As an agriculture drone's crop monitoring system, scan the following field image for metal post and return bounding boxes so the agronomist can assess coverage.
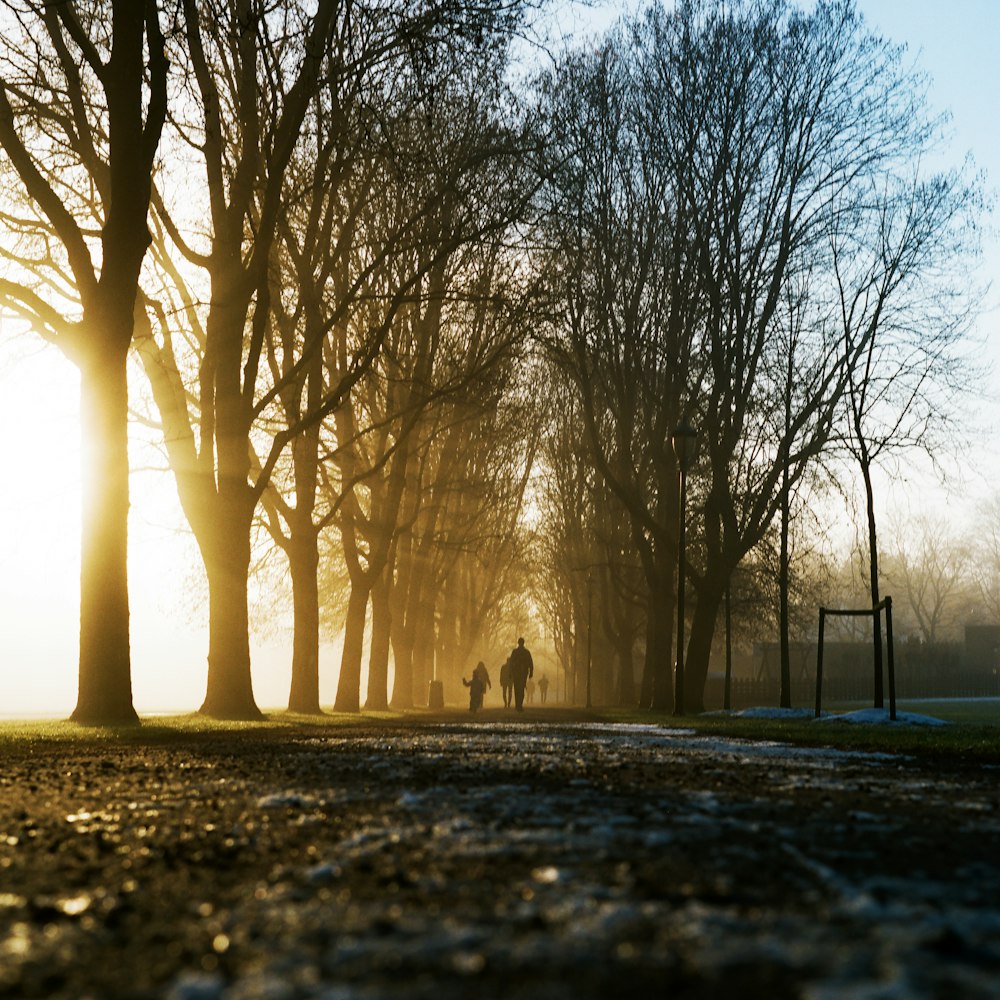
[571,621,578,705]
[674,464,688,715]
[885,596,896,721]
[873,601,885,710]
[586,572,593,709]
[815,607,826,718]
[670,421,696,716]
[724,582,732,711]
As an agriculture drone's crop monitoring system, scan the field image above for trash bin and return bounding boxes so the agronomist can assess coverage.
[428,679,444,710]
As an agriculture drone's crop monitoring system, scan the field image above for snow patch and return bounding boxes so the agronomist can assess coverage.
[816,709,949,727]
[733,707,818,720]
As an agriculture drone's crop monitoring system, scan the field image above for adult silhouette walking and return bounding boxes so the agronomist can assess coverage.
[508,637,534,712]
[499,659,513,708]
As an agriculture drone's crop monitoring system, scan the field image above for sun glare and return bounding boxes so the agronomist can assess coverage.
[0,333,80,716]
[0,328,338,717]
[0,331,222,717]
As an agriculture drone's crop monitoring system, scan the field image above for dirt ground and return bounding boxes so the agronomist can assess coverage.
[0,712,998,999]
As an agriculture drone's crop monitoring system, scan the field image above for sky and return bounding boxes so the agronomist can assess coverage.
[1,0,999,718]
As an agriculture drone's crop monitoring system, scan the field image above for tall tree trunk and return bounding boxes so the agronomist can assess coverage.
[72,341,138,725]
[389,531,415,708]
[639,610,655,708]
[616,637,636,707]
[685,575,726,713]
[334,583,369,712]
[436,565,462,696]
[366,569,392,710]
[861,458,884,706]
[646,576,675,711]
[200,508,261,718]
[56,3,166,724]
[411,590,437,705]
[287,530,322,713]
[779,461,792,708]
[571,622,582,705]
[197,289,262,718]
[389,620,414,709]
[779,347,793,708]
[285,350,323,712]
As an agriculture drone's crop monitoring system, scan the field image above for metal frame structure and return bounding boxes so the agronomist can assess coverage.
[815,596,896,720]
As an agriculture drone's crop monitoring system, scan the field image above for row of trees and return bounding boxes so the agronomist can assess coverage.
[531,0,982,712]
[0,0,984,722]
[0,0,546,721]
[538,497,1000,707]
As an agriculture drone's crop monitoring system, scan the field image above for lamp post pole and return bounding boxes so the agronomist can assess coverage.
[672,421,696,716]
[724,582,733,711]
[586,571,593,709]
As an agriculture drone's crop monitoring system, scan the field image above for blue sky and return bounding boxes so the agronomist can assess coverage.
[564,1,998,203]
[860,0,999,195]
[836,0,1000,449]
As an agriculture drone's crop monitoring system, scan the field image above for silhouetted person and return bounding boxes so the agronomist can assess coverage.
[473,660,491,700]
[463,672,485,712]
[538,674,549,704]
[526,677,536,704]
[508,637,534,711]
[499,659,513,708]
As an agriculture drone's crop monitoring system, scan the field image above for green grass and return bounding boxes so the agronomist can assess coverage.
[597,703,1000,763]
[0,709,407,746]
[869,698,1000,725]
[698,714,998,761]
[2,701,998,764]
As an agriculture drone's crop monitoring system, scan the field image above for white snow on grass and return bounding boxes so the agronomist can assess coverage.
[427,721,897,766]
[815,708,949,727]
[732,707,818,720]
[709,704,949,726]
[558,723,903,763]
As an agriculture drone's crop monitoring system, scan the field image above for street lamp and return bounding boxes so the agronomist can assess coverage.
[672,420,697,715]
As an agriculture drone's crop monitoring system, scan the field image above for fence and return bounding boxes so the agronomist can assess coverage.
[705,672,1000,711]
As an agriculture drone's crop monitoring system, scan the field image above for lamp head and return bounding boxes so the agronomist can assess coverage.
[671,421,697,472]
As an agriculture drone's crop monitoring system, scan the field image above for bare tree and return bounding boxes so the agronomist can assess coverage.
[884,511,974,644]
[0,1,168,723]
[973,495,1000,625]
[534,379,591,703]
[130,0,342,718]
[136,0,543,718]
[536,0,983,715]
[537,21,702,710]
[665,0,940,712]
[832,162,982,700]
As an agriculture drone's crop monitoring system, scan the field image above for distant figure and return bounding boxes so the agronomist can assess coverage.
[526,677,536,704]
[463,670,485,713]
[473,660,492,699]
[538,674,549,704]
[508,637,534,712]
[499,659,513,708]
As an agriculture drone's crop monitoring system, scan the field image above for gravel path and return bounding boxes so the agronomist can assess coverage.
[0,716,998,998]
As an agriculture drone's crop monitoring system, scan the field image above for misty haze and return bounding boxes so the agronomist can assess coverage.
[0,1,997,997]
